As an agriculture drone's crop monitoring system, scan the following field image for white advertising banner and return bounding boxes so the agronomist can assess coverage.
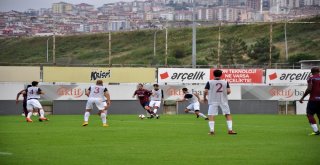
[162,85,241,100]
[0,83,241,101]
[296,101,307,115]
[158,68,210,83]
[39,84,137,101]
[39,84,241,101]
[0,83,24,100]
[242,85,308,101]
[266,69,311,84]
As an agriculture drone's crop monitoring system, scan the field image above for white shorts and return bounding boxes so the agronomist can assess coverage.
[208,103,231,116]
[149,100,161,108]
[26,99,43,111]
[86,98,105,110]
[186,102,200,111]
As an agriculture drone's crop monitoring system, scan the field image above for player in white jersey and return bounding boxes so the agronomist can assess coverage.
[204,69,237,135]
[177,88,208,120]
[82,80,111,127]
[149,84,163,119]
[23,81,48,122]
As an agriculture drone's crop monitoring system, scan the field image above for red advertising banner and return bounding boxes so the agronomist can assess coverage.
[210,69,263,84]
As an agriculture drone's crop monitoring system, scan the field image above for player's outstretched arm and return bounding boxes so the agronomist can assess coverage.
[16,89,24,104]
[203,89,208,103]
[299,85,312,103]
[194,93,201,102]
[227,88,231,95]
[104,91,111,109]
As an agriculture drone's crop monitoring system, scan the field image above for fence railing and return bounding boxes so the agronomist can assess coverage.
[0,62,302,69]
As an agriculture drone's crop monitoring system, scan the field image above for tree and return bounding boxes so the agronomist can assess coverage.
[220,36,247,65]
[248,37,280,65]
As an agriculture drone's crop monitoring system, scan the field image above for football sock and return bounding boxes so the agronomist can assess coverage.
[147,110,153,114]
[227,120,233,131]
[84,112,90,122]
[209,121,215,132]
[199,113,207,118]
[311,124,319,132]
[39,109,45,118]
[27,112,32,118]
[307,114,316,124]
[101,113,107,124]
[188,111,195,114]
[24,110,28,117]
[153,109,158,114]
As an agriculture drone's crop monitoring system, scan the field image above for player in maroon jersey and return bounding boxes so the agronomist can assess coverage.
[16,85,32,117]
[132,83,155,118]
[299,67,320,135]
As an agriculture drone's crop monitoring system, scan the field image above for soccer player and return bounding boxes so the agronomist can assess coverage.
[204,69,237,135]
[83,80,111,127]
[16,85,32,117]
[299,67,320,135]
[23,81,48,122]
[132,83,155,118]
[149,84,163,119]
[177,88,208,120]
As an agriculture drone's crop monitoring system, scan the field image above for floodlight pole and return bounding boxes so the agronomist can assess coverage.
[165,25,168,66]
[53,33,56,65]
[269,23,273,68]
[192,1,196,68]
[154,30,158,57]
[217,22,221,68]
[46,37,51,63]
[108,31,112,66]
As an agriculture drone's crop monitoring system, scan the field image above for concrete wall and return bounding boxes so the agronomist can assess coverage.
[0,101,23,115]
[0,100,278,115]
[177,100,278,114]
[53,100,164,115]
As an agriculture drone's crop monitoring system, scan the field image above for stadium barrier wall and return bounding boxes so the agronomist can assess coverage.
[177,100,278,114]
[52,100,164,115]
[53,100,278,115]
[0,100,23,115]
[0,100,278,115]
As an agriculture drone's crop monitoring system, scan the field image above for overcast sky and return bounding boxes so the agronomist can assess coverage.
[0,0,135,12]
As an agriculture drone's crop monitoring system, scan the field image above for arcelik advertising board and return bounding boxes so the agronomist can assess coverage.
[266,69,311,84]
[210,69,263,84]
[43,67,156,83]
[158,68,263,84]
[158,68,209,83]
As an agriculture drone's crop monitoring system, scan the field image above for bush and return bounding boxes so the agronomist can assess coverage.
[288,53,317,64]
[173,47,186,59]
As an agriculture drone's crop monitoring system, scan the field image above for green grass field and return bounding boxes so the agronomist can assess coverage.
[0,114,319,165]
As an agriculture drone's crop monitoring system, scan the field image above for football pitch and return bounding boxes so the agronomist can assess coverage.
[0,114,319,165]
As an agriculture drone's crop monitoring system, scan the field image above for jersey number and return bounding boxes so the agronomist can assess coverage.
[94,87,100,93]
[216,83,223,93]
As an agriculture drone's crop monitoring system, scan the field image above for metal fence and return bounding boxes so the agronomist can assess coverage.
[0,62,302,69]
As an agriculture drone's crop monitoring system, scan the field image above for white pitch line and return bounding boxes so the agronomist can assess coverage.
[115,120,308,130]
[0,152,12,155]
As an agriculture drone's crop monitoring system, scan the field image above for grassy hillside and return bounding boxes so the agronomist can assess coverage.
[0,16,319,66]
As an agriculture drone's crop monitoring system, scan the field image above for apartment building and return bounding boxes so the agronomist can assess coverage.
[52,2,73,14]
